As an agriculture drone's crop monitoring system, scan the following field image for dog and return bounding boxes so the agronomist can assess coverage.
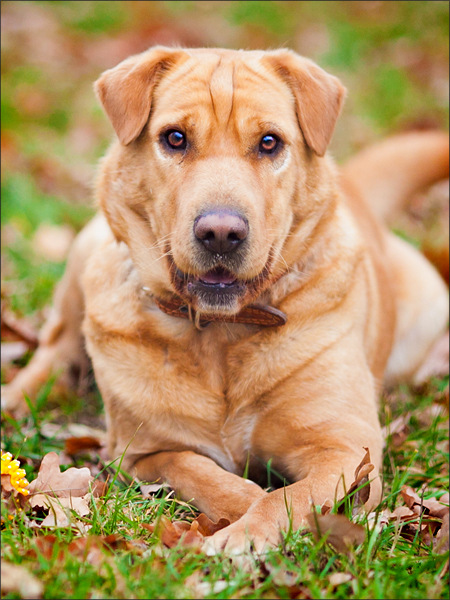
[3,46,449,554]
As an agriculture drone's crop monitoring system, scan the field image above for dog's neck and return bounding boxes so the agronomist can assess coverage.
[145,291,287,329]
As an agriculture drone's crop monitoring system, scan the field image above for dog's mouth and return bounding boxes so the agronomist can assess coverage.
[196,267,238,288]
[173,266,247,313]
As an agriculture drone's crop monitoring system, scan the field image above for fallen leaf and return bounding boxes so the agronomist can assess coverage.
[28,452,93,500]
[64,436,103,456]
[337,447,374,514]
[264,561,298,587]
[190,578,229,597]
[391,505,417,522]
[152,516,204,549]
[307,512,366,553]
[329,572,353,587]
[38,494,91,527]
[1,562,43,599]
[39,423,107,442]
[434,513,449,554]
[1,473,15,494]
[400,485,423,513]
[382,414,411,448]
[194,513,230,536]
[26,452,99,528]
[389,486,449,548]
[140,482,171,497]
[30,534,62,561]
[28,532,147,565]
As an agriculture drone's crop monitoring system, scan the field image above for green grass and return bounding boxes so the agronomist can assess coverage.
[1,379,448,599]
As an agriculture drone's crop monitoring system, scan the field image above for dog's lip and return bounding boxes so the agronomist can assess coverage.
[175,267,239,288]
[198,267,237,286]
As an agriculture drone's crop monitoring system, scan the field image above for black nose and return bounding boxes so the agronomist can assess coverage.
[194,210,249,254]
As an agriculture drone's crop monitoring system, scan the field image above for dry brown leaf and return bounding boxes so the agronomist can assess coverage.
[337,447,374,514]
[391,486,449,548]
[144,513,230,549]
[1,472,15,494]
[26,452,98,528]
[328,572,353,587]
[1,561,43,599]
[399,486,449,518]
[194,513,231,536]
[307,512,366,553]
[400,485,423,511]
[434,513,449,554]
[28,451,93,500]
[152,516,204,549]
[64,436,103,456]
[264,561,299,587]
[38,494,91,527]
[188,577,230,597]
[39,422,107,442]
[382,414,411,448]
[391,505,417,522]
[31,534,62,561]
[140,482,171,497]
[28,532,148,567]
[422,497,449,519]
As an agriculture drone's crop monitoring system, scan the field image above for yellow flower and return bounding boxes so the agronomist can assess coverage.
[1,451,30,496]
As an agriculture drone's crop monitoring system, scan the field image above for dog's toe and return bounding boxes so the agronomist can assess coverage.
[202,516,281,556]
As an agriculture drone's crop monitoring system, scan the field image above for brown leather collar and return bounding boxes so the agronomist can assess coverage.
[153,295,287,328]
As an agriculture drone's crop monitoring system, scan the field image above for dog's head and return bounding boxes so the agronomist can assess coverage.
[95,47,345,315]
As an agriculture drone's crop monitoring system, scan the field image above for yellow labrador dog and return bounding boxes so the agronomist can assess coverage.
[3,47,449,553]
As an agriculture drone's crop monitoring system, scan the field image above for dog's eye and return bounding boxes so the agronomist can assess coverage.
[259,134,280,154]
[164,130,186,150]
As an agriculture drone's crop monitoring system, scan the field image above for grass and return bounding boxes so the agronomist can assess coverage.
[1,377,448,599]
[1,1,448,598]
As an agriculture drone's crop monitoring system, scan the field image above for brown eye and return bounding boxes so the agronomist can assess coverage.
[259,134,280,154]
[165,130,186,150]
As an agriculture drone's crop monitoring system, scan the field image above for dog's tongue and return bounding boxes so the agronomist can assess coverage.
[199,268,237,285]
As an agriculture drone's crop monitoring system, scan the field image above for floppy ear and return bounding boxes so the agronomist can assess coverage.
[263,50,346,156]
[94,46,184,145]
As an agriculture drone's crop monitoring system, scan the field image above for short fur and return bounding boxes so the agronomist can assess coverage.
[3,47,448,553]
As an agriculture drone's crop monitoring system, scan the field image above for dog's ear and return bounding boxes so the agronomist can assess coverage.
[95,47,184,145]
[263,50,346,156]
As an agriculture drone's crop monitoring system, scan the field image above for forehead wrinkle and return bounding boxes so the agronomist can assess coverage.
[209,57,235,127]
[236,61,282,93]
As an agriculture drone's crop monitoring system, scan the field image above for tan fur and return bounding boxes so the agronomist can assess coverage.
[3,47,448,554]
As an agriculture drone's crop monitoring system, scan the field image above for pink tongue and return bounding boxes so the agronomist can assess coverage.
[200,269,236,285]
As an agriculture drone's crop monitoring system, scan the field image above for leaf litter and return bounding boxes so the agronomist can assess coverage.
[2,439,448,600]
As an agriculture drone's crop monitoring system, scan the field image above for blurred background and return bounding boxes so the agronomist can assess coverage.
[1,1,449,334]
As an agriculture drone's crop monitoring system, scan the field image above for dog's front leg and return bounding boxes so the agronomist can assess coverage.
[204,449,382,555]
[133,450,268,523]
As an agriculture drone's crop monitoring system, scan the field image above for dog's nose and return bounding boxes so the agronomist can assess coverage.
[194,210,249,254]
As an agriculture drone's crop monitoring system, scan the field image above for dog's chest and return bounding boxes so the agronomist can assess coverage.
[154,322,288,469]
[82,253,294,471]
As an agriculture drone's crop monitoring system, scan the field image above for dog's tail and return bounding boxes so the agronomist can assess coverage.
[342,130,449,223]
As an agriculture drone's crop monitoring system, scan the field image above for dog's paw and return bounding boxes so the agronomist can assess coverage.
[202,514,282,556]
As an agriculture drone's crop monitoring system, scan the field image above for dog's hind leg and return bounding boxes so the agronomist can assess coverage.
[2,214,111,416]
[383,232,449,386]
